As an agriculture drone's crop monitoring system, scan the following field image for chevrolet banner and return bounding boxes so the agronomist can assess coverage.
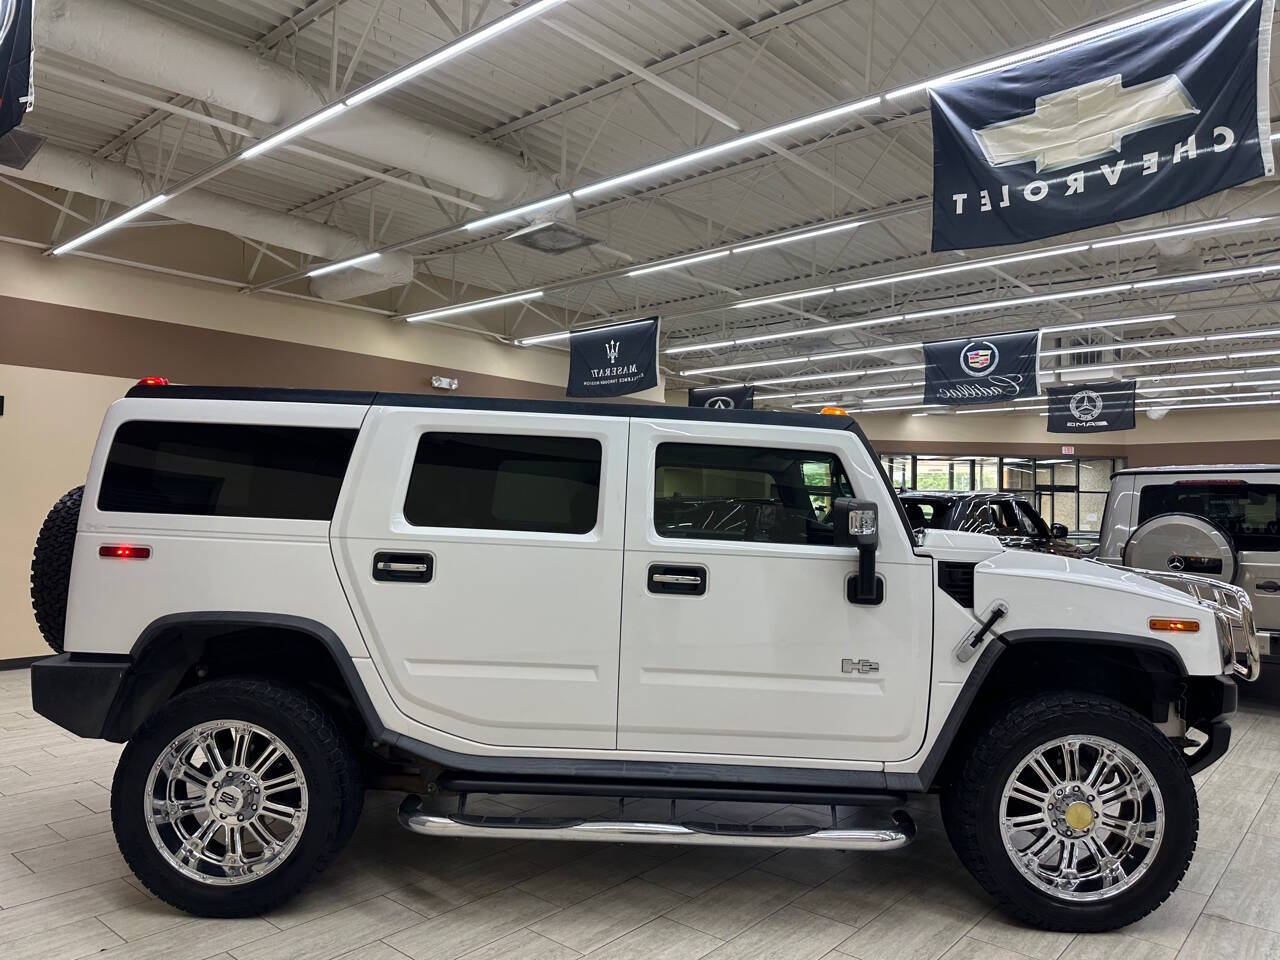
[567,317,659,398]
[930,0,1275,250]
[923,329,1041,405]
[1,0,33,138]
[1047,381,1137,433]
[688,384,755,409]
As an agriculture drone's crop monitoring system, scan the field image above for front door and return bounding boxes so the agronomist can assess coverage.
[332,407,629,750]
[616,418,932,763]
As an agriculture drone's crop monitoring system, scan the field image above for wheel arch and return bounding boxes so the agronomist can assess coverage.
[105,612,382,745]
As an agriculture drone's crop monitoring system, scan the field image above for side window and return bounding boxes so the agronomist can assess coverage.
[653,442,853,546]
[404,433,601,535]
[98,421,357,520]
[1012,500,1046,536]
[1138,482,1280,552]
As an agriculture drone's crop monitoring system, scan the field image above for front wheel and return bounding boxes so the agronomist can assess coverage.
[111,678,364,916]
[942,692,1197,932]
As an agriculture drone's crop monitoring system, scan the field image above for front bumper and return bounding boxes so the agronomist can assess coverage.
[31,653,131,740]
[1183,674,1237,775]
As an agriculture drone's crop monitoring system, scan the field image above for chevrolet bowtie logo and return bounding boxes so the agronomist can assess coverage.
[973,74,1200,173]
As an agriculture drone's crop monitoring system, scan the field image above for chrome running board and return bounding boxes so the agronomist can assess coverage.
[398,795,915,850]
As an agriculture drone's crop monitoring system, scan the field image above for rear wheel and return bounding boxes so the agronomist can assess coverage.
[942,692,1196,931]
[112,678,364,916]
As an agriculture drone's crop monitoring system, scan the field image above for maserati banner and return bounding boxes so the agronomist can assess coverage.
[0,0,33,138]
[567,317,659,398]
[930,0,1275,250]
[688,384,755,409]
[1047,381,1137,433]
[923,329,1040,405]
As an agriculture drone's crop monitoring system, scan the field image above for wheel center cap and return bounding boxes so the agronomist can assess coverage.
[212,784,245,815]
[1064,800,1095,831]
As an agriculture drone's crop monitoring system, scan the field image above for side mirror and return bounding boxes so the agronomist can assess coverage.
[1050,522,1069,539]
[833,498,879,603]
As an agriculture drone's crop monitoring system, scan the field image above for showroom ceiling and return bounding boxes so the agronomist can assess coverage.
[12,0,1280,411]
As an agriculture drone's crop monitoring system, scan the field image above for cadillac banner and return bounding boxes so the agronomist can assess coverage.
[930,0,1275,250]
[1047,381,1137,433]
[689,384,755,409]
[567,317,659,398]
[1,0,34,138]
[923,329,1040,405]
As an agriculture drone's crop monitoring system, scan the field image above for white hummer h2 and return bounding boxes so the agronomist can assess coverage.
[29,383,1261,931]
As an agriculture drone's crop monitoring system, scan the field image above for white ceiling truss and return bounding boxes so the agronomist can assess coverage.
[9,0,1280,413]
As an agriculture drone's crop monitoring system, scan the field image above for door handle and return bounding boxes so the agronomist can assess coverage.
[373,552,433,583]
[1258,580,1280,593]
[648,564,707,596]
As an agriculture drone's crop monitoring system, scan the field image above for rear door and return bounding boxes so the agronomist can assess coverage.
[616,418,932,762]
[332,406,629,750]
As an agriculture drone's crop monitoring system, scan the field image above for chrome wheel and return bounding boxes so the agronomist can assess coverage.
[145,720,308,885]
[1000,735,1164,902]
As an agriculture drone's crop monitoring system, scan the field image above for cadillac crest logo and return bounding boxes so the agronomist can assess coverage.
[1068,389,1104,422]
[961,340,999,377]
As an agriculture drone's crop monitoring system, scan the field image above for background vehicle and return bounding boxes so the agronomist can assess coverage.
[27,384,1258,931]
[1099,465,1279,663]
[900,491,1085,557]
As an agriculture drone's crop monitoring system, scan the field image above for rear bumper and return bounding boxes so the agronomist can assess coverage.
[31,653,130,740]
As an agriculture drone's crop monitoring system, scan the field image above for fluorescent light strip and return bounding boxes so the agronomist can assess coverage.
[732,219,865,254]
[465,193,572,232]
[1139,364,1280,383]
[572,96,882,199]
[627,249,731,277]
[1135,397,1280,412]
[751,364,927,387]
[243,103,348,159]
[516,316,658,346]
[307,251,381,277]
[865,394,925,404]
[733,287,837,310]
[51,194,170,255]
[346,0,571,106]
[1134,263,1280,288]
[1092,218,1267,249]
[1047,313,1176,334]
[769,380,926,399]
[836,244,1090,293]
[884,0,1213,99]
[405,290,542,323]
[904,283,1133,320]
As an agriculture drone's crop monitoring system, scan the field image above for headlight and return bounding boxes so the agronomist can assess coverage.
[1214,611,1234,672]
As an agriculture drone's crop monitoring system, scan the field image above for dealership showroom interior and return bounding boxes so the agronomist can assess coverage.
[12,0,1280,958]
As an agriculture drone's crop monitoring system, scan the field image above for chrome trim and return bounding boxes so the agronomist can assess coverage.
[651,574,703,585]
[398,795,914,850]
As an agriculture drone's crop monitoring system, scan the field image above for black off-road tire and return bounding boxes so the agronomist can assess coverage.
[112,678,364,917]
[30,485,84,653]
[941,692,1197,932]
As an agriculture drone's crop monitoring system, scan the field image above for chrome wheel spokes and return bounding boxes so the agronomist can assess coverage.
[145,720,308,886]
[999,735,1164,902]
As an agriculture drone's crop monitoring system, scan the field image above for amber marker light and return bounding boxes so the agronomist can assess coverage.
[819,406,850,416]
[1149,617,1199,633]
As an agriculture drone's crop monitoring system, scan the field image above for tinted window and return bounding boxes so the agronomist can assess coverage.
[99,421,357,520]
[404,433,601,534]
[654,443,853,545]
[1138,483,1280,552]
[902,500,947,530]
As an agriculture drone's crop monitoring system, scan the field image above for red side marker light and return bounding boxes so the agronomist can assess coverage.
[136,377,170,387]
[99,544,151,560]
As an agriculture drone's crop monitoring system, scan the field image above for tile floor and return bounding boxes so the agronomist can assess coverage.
[1,666,1279,960]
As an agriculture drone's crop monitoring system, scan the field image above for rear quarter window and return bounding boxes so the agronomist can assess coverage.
[1137,482,1280,552]
[98,421,357,520]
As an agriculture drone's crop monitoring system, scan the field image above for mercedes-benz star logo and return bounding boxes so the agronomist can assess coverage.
[1166,554,1186,572]
[1069,389,1104,422]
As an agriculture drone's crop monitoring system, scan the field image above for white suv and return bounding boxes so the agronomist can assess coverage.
[28,383,1261,930]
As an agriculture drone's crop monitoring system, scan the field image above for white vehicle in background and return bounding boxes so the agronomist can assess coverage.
[1098,465,1279,664]
[27,382,1260,931]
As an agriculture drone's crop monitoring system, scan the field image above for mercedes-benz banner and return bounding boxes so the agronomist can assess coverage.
[688,385,755,409]
[1047,381,1136,433]
[930,0,1274,250]
[1,0,34,138]
[566,317,659,398]
[923,329,1040,405]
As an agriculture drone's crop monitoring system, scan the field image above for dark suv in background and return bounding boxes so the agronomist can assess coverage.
[899,491,1086,556]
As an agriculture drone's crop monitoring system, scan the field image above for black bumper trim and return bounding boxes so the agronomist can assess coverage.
[1186,721,1232,775]
[31,654,131,740]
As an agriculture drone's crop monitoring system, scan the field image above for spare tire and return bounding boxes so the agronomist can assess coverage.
[1123,511,1238,584]
[30,486,84,653]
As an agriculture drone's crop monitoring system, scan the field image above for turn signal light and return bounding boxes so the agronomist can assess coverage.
[1149,617,1199,633]
[136,377,170,386]
[99,544,151,560]
[819,406,849,416]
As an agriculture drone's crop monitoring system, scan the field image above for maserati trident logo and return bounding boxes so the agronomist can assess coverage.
[604,338,620,364]
[1069,389,1104,422]
[974,74,1200,173]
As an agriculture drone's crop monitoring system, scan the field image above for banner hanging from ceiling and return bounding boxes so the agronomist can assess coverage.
[923,329,1040,405]
[566,317,659,398]
[0,0,33,139]
[1047,381,1137,433]
[688,384,755,409]
[930,0,1275,251]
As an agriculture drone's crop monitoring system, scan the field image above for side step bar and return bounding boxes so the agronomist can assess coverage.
[398,795,915,851]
